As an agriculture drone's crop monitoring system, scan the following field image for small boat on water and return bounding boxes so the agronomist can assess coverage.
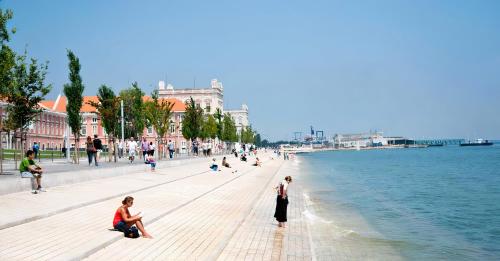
[460,139,493,146]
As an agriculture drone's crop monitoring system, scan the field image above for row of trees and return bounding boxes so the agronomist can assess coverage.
[0,8,260,168]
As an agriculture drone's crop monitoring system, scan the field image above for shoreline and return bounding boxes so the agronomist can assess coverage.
[294,154,404,260]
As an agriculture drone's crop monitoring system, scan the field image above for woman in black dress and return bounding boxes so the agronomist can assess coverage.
[274,176,292,227]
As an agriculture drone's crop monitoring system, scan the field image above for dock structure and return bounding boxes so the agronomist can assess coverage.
[414,139,465,146]
[0,153,313,260]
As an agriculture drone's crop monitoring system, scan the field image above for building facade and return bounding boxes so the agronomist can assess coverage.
[157,79,250,136]
[158,79,224,114]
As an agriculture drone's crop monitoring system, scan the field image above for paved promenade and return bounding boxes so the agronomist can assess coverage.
[0,153,314,260]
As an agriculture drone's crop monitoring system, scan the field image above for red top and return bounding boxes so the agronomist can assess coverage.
[113,207,130,227]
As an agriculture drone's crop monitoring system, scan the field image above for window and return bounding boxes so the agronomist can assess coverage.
[205,105,211,113]
[92,125,97,135]
[147,126,153,135]
[178,122,182,132]
[81,125,86,135]
[92,117,98,123]
[170,123,175,134]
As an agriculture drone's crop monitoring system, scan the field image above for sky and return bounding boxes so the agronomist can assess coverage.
[2,0,500,141]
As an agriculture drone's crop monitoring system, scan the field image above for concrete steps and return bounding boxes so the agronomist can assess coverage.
[0,156,269,260]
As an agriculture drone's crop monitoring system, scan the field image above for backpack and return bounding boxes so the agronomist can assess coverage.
[124,226,140,238]
[94,139,103,150]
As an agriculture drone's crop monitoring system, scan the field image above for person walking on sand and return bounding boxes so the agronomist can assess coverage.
[113,196,152,238]
[274,176,292,228]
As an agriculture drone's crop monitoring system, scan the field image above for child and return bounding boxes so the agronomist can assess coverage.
[148,154,156,171]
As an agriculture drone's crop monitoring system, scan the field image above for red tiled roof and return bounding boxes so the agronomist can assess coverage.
[39,95,186,113]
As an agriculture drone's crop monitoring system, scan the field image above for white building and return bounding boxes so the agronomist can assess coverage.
[225,104,249,135]
[157,79,249,135]
[334,131,387,148]
[158,79,223,114]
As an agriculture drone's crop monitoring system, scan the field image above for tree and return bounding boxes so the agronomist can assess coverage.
[0,8,15,98]
[182,97,204,145]
[144,90,174,159]
[240,125,255,144]
[201,114,217,141]
[63,50,84,163]
[213,108,223,141]
[4,53,51,163]
[222,112,238,145]
[254,132,262,147]
[119,82,145,139]
[87,85,120,162]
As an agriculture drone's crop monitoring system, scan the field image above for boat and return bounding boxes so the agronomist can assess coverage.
[460,139,493,146]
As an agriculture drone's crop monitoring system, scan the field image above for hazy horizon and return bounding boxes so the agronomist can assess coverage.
[3,0,499,140]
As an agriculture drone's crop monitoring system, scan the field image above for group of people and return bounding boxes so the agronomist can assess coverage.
[192,140,216,157]
[112,176,293,239]
[85,135,103,166]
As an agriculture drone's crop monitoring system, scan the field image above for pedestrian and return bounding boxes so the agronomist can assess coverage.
[274,176,292,228]
[93,134,103,166]
[112,196,153,239]
[141,137,149,162]
[206,141,211,156]
[118,140,124,158]
[128,137,138,163]
[19,150,46,194]
[147,154,156,171]
[32,142,39,159]
[168,140,174,159]
[86,136,97,166]
[148,141,155,156]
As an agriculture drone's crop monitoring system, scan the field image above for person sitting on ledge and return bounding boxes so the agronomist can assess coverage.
[253,157,262,167]
[240,153,247,162]
[20,150,45,194]
[113,196,152,238]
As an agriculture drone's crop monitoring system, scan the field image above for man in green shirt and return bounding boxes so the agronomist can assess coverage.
[20,150,45,194]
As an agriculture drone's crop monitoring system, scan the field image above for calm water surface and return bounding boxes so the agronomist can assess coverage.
[300,145,500,260]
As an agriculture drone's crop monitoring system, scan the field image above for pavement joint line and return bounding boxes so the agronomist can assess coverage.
[122,161,273,260]
[78,159,271,260]
[209,160,286,260]
[0,169,211,231]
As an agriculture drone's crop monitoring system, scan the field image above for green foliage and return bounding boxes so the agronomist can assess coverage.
[213,108,223,140]
[0,8,14,43]
[254,132,262,146]
[0,8,16,100]
[182,97,204,141]
[63,50,84,140]
[87,85,120,137]
[144,90,174,142]
[201,114,217,141]
[240,125,255,144]
[5,54,51,131]
[119,82,145,139]
[222,113,238,142]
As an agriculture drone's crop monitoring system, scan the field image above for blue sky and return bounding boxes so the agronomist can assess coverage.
[2,0,500,140]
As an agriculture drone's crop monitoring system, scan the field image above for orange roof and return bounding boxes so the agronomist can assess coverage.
[39,95,185,113]
[81,96,99,113]
[39,100,54,110]
[53,96,67,113]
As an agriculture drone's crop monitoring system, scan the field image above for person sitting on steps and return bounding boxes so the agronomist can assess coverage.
[113,196,152,239]
[19,150,45,194]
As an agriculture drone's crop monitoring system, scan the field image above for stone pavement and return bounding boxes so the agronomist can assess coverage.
[0,153,315,260]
